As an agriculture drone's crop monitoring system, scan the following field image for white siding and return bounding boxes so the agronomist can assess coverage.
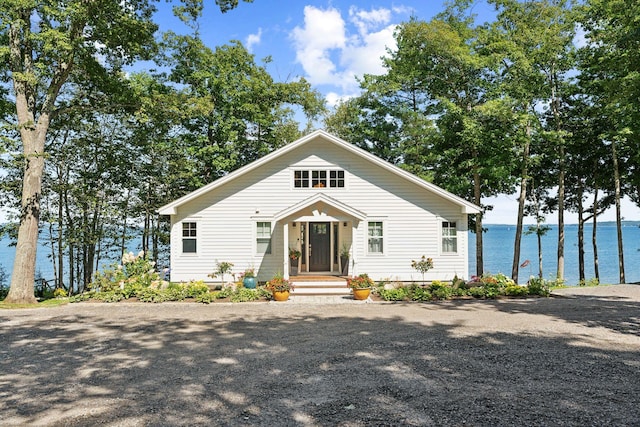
[168,138,470,283]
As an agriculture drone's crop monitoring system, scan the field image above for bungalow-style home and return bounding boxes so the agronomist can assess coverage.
[158,130,480,284]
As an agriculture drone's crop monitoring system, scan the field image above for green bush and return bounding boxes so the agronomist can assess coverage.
[136,288,169,303]
[428,281,453,300]
[411,287,432,301]
[504,284,528,297]
[379,287,408,301]
[230,288,260,302]
[527,277,551,296]
[195,292,215,304]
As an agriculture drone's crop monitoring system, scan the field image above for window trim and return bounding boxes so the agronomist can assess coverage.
[367,220,385,255]
[292,168,346,189]
[256,221,272,255]
[181,221,198,254]
[441,220,458,255]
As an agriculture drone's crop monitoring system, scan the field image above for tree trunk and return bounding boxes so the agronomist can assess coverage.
[6,122,48,304]
[511,128,531,282]
[473,169,483,277]
[611,139,625,283]
[577,185,585,283]
[592,186,600,281]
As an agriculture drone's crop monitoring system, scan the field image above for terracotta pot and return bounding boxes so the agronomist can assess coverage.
[272,290,290,301]
[352,288,371,300]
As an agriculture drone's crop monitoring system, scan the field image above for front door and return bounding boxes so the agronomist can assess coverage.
[309,222,330,271]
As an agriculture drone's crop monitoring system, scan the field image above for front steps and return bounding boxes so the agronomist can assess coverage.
[290,276,351,296]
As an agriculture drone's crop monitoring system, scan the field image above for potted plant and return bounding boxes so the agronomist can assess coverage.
[289,247,301,276]
[241,267,256,289]
[266,274,294,301]
[340,243,350,275]
[347,273,374,300]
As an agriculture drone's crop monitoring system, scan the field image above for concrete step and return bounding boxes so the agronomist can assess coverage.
[291,280,350,295]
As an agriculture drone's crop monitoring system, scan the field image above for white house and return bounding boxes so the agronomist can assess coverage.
[158,130,480,284]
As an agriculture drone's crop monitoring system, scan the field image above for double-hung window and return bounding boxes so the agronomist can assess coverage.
[256,222,272,255]
[368,221,384,254]
[442,221,457,253]
[182,222,197,253]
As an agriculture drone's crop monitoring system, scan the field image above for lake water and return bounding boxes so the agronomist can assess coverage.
[1,222,639,286]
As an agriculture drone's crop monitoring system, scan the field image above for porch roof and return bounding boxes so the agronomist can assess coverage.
[273,193,366,222]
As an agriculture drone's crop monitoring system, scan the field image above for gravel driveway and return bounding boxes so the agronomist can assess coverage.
[1,285,639,426]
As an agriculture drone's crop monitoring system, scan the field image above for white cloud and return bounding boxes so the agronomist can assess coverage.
[246,28,263,51]
[289,5,398,100]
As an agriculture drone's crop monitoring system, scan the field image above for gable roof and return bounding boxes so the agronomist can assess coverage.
[274,193,367,222]
[158,130,481,215]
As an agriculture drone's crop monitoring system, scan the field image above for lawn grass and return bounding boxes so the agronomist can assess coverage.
[0,298,69,309]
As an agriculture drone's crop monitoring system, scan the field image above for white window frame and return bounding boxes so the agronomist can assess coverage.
[367,221,384,255]
[256,221,272,255]
[292,168,346,189]
[181,221,198,254]
[441,220,458,254]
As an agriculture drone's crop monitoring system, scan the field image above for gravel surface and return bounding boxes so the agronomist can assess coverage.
[1,285,639,426]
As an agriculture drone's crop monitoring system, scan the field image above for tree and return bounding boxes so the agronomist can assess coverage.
[0,0,252,303]
[479,0,577,282]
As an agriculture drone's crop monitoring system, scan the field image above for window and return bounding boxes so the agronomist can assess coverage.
[312,170,327,188]
[256,222,272,254]
[294,170,309,188]
[329,170,345,188]
[368,222,383,254]
[442,221,457,253]
[293,169,345,188]
[182,222,197,253]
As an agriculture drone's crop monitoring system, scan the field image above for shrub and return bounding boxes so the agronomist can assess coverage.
[428,281,453,300]
[504,284,528,297]
[411,287,432,301]
[230,288,260,302]
[136,288,169,303]
[53,288,68,298]
[379,287,408,301]
[527,277,551,296]
[195,292,215,304]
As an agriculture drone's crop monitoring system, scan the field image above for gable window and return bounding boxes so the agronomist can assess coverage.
[329,170,345,187]
[442,221,457,253]
[368,221,383,254]
[182,222,197,253]
[256,221,272,255]
[294,170,309,188]
[312,170,327,187]
[293,169,345,189]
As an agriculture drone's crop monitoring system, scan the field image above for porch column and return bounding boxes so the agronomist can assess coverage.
[329,221,335,273]
[351,222,358,276]
[283,222,289,279]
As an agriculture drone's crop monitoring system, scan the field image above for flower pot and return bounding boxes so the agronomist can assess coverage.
[272,290,290,301]
[340,256,349,275]
[352,288,371,300]
[243,277,257,289]
[290,258,299,276]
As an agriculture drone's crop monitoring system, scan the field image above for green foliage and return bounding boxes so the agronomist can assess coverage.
[428,281,453,300]
[195,292,215,304]
[411,287,433,302]
[53,288,68,298]
[578,278,599,287]
[527,277,551,296]
[230,288,260,303]
[378,287,409,301]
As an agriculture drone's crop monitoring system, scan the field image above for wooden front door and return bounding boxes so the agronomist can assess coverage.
[309,222,330,271]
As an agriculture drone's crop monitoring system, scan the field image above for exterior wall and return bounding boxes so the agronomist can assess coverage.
[168,137,470,283]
